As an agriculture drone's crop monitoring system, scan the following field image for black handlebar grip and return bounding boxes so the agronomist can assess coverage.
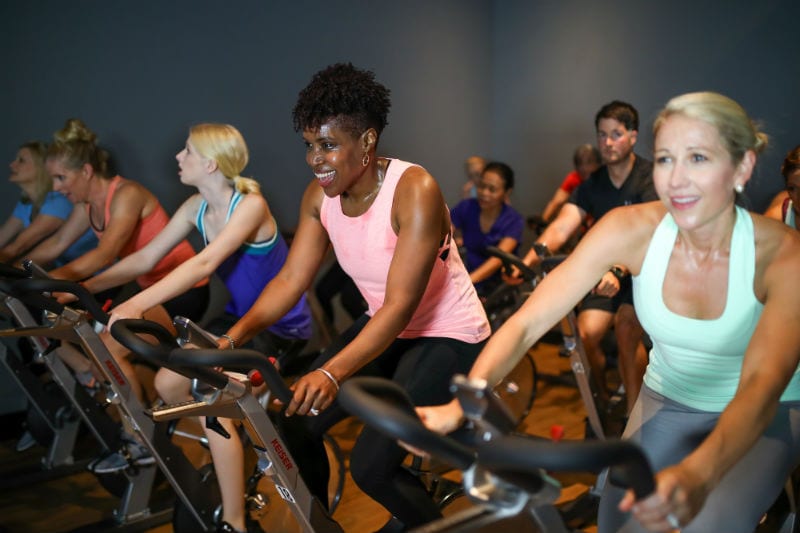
[110,319,229,390]
[11,278,108,323]
[484,246,537,282]
[168,348,292,405]
[0,262,31,279]
[477,435,655,499]
[339,377,476,471]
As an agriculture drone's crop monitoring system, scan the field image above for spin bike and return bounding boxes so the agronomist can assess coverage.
[339,374,655,532]
[110,316,344,533]
[483,246,616,440]
[0,272,220,531]
[0,262,106,478]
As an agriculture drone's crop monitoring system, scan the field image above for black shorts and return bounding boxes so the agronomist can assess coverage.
[578,275,633,313]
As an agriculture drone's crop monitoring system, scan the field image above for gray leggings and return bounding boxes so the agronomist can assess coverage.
[599,386,800,532]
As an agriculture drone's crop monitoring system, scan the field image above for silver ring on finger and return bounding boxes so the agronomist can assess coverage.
[309,408,320,416]
[666,513,680,529]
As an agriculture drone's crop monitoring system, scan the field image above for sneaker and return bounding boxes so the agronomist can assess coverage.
[15,430,37,452]
[217,521,246,533]
[90,440,155,474]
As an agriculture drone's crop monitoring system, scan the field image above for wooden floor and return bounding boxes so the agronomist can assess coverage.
[0,341,607,533]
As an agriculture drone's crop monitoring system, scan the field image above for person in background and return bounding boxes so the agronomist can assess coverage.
[461,155,486,199]
[419,91,800,532]
[27,118,209,471]
[220,63,490,531]
[0,141,96,265]
[541,143,602,223]
[450,161,524,297]
[520,101,655,415]
[765,144,800,229]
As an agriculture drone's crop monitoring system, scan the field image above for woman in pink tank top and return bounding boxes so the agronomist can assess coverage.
[25,119,209,405]
[219,63,490,531]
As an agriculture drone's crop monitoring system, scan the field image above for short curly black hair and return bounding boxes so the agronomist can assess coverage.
[292,63,391,139]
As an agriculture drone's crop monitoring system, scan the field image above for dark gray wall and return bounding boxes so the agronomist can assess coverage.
[2,0,798,227]
[491,0,800,213]
[0,0,492,225]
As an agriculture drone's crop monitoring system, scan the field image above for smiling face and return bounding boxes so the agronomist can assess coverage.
[596,118,637,166]
[303,119,368,198]
[9,148,39,185]
[47,157,89,204]
[476,169,509,211]
[653,114,751,231]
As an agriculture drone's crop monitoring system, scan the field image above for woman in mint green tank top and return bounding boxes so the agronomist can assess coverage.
[419,92,800,532]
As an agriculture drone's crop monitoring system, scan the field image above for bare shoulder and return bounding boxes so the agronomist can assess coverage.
[396,163,439,193]
[596,201,666,237]
[580,201,666,275]
[752,212,800,278]
[301,179,325,220]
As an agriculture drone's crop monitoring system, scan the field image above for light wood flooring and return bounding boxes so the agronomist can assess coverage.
[0,341,605,533]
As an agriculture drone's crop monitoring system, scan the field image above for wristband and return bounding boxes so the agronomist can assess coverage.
[609,266,627,281]
[314,368,340,392]
[220,334,236,350]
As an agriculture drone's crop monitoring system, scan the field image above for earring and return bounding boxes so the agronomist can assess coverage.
[362,153,370,167]
[735,183,744,193]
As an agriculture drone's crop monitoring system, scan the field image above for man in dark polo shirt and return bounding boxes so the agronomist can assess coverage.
[521,100,655,416]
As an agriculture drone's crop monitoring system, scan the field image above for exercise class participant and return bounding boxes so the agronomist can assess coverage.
[220,63,490,531]
[418,92,800,532]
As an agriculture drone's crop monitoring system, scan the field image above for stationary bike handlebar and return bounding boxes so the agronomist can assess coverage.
[484,246,567,280]
[339,377,477,471]
[168,347,292,405]
[478,434,655,499]
[340,376,655,500]
[110,318,230,391]
[6,277,109,324]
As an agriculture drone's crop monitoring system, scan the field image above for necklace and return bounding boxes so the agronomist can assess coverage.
[347,160,385,203]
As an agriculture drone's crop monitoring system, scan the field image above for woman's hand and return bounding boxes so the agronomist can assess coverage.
[593,271,621,298]
[416,399,464,436]
[285,368,338,416]
[107,301,145,329]
[54,291,78,305]
[619,463,709,531]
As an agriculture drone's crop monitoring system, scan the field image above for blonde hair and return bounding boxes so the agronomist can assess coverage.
[189,123,259,194]
[653,92,768,164]
[19,141,53,208]
[47,118,110,177]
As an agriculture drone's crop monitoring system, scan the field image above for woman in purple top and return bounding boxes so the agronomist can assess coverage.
[450,161,524,296]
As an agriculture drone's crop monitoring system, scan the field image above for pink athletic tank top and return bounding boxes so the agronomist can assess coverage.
[89,176,203,288]
[320,159,489,343]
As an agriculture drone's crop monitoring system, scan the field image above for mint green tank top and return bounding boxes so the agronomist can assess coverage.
[634,205,800,411]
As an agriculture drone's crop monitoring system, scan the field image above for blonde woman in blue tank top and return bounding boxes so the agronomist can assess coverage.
[92,123,310,533]
[419,92,800,532]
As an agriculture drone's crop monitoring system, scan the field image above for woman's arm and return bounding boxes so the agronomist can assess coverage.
[24,208,91,267]
[622,220,800,528]
[0,216,24,257]
[108,194,267,322]
[469,236,519,285]
[542,188,571,223]
[419,204,659,434]
[49,182,148,280]
[0,214,63,263]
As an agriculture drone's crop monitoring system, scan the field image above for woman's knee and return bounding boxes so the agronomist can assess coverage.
[154,368,190,403]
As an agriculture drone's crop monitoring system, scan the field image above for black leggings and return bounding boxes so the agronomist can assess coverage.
[278,314,484,528]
